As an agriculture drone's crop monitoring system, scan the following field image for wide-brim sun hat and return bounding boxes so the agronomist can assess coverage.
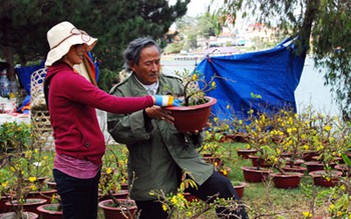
[45,21,97,66]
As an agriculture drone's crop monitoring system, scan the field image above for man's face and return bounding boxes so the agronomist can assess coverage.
[130,45,161,85]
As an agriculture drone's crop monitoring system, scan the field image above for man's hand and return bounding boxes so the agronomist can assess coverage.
[145,106,175,124]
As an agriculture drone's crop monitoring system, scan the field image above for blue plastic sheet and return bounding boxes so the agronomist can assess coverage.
[195,38,306,121]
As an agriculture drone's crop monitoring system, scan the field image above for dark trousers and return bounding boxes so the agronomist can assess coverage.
[135,171,249,219]
[53,169,100,219]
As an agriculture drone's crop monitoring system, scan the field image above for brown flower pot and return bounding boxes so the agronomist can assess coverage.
[282,165,307,174]
[283,158,304,166]
[99,190,129,201]
[233,182,248,199]
[5,198,47,215]
[249,155,272,168]
[309,170,343,187]
[270,172,304,189]
[120,183,129,190]
[36,203,62,219]
[165,96,217,132]
[236,149,257,159]
[0,211,39,219]
[335,164,351,177]
[98,199,137,219]
[26,189,58,204]
[302,151,320,161]
[46,181,57,190]
[184,193,201,202]
[0,196,10,213]
[241,166,272,183]
[304,161,325,173]
[227,133,250,143]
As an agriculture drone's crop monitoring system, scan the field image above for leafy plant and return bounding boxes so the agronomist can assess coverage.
[173,69,217,106]
[0,122,31,154]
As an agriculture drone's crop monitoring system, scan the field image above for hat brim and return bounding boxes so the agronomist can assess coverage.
[45,35,97,67]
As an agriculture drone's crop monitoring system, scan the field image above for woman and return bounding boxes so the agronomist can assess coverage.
[44,21,179,219]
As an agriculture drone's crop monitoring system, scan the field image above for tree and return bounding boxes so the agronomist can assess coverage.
[221,0,351,119]
[0,0,190,91]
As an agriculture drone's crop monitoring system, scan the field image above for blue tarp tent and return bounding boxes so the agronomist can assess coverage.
[195,38,306,121]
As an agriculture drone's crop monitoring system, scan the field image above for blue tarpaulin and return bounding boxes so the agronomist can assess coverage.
[195,38,306,121]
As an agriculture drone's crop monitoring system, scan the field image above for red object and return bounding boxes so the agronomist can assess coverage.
[270,172,304,189]
[241,166,272,183]
[233,182,248,198]
[309,170,342,187]
[36,204,62,219]
[165,96,217,133]
[304,161,325,173]
[98,199,137,219]
[282,165,307,174]
[5,198,47,215]
[0,212,38,219]
[236,149,257,159]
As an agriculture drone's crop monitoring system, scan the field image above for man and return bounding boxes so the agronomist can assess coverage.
[107,37,248,219]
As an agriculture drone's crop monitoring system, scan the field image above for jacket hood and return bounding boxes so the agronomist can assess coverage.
[46,61,72,81]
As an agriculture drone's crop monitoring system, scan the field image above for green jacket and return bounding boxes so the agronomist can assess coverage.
[107,73,214,201]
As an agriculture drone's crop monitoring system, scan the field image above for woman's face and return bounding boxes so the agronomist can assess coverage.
[63,44,86,67]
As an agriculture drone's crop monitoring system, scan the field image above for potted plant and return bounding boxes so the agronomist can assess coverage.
[98,145,129,201]
[240,111,274,183]
[165,70,218,132]
[98,145,136,219]
[0,122,53,218]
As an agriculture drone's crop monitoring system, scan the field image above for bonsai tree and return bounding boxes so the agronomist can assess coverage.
[173,69,217,106]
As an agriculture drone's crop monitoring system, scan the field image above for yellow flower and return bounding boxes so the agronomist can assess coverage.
[325,125,331,131]
[226,104,230,109]
[30,184,37,191]
[177,193,184,199]
[328,203,335,211]
[162,204,168,211]
[303,145,309,150]
[211,81,216,87]
[220,169,228,176]
[1,182,9,187]
[28,176,37,183]
[275,148,281,154]
[302,211,312,218]
[214,117,218,122]
[337,211,342,217]
[171,195,178,205]
[106,168,113,174]
[191,74,198,81]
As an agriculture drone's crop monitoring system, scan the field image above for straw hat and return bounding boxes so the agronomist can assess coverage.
[45,21,97,66]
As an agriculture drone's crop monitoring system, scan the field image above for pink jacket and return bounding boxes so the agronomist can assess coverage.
[46,62,153,165]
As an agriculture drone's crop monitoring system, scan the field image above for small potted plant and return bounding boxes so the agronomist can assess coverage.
[165,69,218,132]
[240,111,273,183]
[0,122,54,218]
[98,145,136,219]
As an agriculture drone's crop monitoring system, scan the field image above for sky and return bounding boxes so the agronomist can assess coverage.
[185,0,224,17]
[169,0,224,17]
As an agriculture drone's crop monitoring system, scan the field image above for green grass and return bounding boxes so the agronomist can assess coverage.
[217,142,332,219]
